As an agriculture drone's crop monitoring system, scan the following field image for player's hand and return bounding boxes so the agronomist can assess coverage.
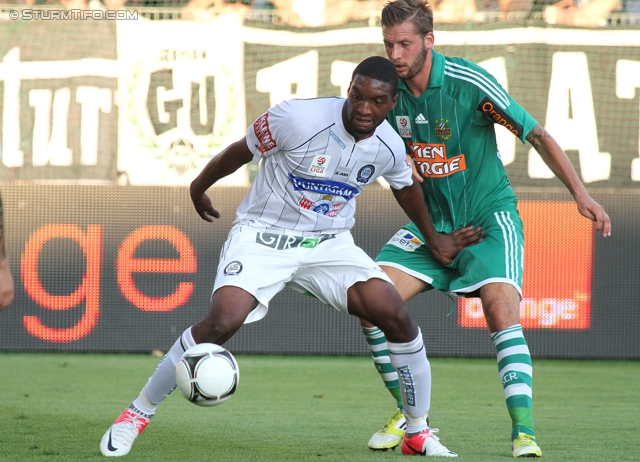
[406,154,423,183]
[576,196,611,237]
[191,192,220,222]
[428,226,483,266]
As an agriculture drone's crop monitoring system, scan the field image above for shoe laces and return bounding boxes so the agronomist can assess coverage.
[116,411,148,434]
[382,410,404,431]
[515,433,536,445]
[425,427,441,442]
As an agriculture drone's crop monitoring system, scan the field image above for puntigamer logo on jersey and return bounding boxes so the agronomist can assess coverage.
[409,143,466,178]
[395,116,412,138]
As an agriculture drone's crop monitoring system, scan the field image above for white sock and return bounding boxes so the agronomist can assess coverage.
[388,328,431,434]
[133,327,196,414]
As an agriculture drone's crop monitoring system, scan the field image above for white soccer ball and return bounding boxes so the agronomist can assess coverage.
[175,343,240,407]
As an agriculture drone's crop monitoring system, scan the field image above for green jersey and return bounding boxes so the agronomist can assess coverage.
[388,50,539,233]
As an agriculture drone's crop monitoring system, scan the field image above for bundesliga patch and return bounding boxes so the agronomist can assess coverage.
[387,229,423,251]
[308,154,331,176]
[396,116,412,138]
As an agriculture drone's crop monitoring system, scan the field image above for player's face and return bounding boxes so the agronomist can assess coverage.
[343,75,397,142]
[383,21,434,81]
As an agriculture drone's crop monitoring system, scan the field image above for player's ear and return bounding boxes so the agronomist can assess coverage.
[390,95,398,110]
[423,31,434,49]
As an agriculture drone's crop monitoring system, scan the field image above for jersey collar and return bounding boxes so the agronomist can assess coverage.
[334,98,356,143]
[429,50,445,88]
[398,49,445,96]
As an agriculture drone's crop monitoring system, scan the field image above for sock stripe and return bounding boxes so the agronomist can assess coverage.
[497,344,531,362]
[498,354,532,371]
[362,325,402,408]
[498,362,532,379]
[370,344,393,354]
[503,373,533,389]
[491,324,522,342]
[495,336,528,352]
[504,382,532,399]
[492,324,535,439]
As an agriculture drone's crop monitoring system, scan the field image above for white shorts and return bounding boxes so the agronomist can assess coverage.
[213,225,392,323]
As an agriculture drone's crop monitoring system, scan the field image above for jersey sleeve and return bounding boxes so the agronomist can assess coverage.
[380,130,414,190]
[467,62,539,144]
[245,100,299,162]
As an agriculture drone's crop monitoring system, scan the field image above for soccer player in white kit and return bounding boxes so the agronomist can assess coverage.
[99,56,456,458]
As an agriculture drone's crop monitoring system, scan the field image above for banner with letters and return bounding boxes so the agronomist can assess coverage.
[0,20,118,182]
[0,19,639,358]
[116,15,248,186]
[0,19,638,186]
[0,183,638,358]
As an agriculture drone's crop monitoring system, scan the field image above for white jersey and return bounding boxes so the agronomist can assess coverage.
[239,97,413,235]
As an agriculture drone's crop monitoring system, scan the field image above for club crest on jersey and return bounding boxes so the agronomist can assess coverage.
[288,173,359,201]
[356,164,375,184]
[434,118,452,141]
[396,116,412,138]
[308,155,331,177]
[224,261,243,275]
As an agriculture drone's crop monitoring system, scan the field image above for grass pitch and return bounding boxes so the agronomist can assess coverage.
[1,353,638,461]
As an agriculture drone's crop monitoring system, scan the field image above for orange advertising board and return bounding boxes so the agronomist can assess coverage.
[458,201,593,329]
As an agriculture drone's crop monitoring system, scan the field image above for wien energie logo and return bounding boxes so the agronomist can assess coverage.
[409,143,466,178]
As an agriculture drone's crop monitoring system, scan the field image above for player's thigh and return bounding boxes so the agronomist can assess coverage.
[289,233,392,313]
[450,209,524,296]
[213,227,298,322]
[375,226,456,292]
[379,265,429,302]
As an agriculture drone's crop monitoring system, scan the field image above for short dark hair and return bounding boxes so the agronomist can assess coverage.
[381,0,434,37]
[352,56,399,96]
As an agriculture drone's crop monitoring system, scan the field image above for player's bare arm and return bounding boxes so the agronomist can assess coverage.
[190,137,254,222]
[526,124,611,237]
[391,181,482,265]
[0,191,14,310]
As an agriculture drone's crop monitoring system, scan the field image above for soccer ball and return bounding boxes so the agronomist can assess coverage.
[175,343,239,407]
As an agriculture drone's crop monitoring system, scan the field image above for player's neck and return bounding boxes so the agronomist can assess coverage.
[404,50,433,97]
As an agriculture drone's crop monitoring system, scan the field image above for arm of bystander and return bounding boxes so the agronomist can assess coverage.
[0,191,14,311]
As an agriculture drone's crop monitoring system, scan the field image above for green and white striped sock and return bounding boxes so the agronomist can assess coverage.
[491,324,535,440]
[361,326,403,410]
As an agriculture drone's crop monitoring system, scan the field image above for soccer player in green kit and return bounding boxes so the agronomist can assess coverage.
[361,0,612,457]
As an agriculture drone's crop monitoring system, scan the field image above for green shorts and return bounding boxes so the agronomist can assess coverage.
[376,209,524,297]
